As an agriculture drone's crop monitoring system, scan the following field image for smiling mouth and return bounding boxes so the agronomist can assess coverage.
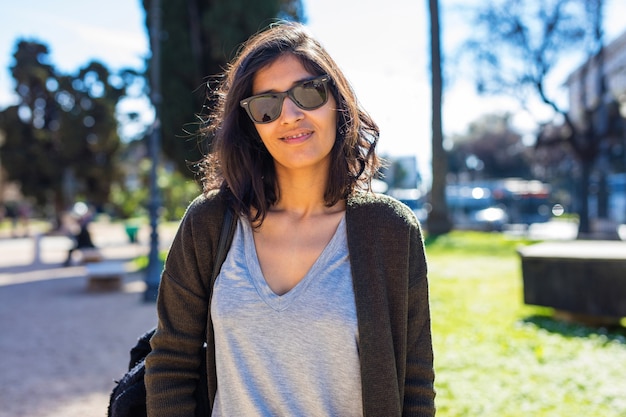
[282,131,311,141]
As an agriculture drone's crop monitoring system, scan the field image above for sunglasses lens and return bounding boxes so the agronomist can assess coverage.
[248,94,282,123]
[292,79,328,109]
[241,76,330,124]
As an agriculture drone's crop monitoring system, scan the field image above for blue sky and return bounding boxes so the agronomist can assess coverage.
[1,0,625,181]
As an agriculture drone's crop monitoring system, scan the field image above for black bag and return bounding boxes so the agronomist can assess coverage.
[107,328,208,417]
[107,328,155,417]
[108,207,235,417]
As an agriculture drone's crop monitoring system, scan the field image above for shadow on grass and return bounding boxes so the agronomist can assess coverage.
[424,234,443,246]
[521,314,626,345]
[423,230,538,256]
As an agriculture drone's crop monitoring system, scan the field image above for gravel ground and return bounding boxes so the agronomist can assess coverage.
[0,223,173,417]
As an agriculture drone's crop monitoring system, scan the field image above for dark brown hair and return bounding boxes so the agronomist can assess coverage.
[200,21,380,224]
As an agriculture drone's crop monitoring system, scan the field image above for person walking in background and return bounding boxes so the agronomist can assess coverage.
[63,202,96,266]
[4,201,19,238]
[145,21,435,416]
[4,200,30,238]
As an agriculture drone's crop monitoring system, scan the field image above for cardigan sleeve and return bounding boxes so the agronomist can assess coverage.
[145,194,225,417]
[346,193,435,416]
[403,218,436,416]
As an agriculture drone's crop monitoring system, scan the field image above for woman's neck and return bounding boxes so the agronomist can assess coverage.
[272,167,341,217]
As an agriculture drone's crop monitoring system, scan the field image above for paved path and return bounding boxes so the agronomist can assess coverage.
[0,222,176,417]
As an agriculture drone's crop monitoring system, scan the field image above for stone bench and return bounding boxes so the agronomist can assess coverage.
[85,261,126,292]
[518,240,626,323]
[80,248,104,264]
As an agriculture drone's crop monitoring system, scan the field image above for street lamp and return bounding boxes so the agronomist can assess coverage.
[144,0,162,302]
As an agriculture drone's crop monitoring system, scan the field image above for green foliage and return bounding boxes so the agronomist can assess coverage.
[0,40,127,218]
[427,232,626,416]
[141,0,305,177]
[157,165,203,220]
[109,157,202,220]
[132,245,169,271]
[109,181,149,220]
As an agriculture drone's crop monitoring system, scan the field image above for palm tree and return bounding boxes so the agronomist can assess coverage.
[426,0,452,235]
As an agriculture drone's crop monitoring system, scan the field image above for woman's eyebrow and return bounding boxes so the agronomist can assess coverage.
[254,76,316,95]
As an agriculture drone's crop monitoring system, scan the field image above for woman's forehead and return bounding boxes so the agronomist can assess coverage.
[251,55,314,94]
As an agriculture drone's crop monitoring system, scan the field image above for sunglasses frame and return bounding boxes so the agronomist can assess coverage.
[240,75,331,124]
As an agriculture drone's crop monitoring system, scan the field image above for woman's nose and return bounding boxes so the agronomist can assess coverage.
[280,97,304,123]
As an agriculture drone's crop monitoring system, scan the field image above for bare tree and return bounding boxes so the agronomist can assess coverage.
[461,0,622,236]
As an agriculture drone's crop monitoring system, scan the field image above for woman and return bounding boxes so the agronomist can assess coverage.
[145,21,435,416]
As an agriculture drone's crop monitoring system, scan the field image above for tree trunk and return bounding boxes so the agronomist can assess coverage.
[578,158,592,237]
[426,0,452,235]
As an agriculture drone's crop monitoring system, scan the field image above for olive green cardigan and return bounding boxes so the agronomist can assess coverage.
[146,190,435,416]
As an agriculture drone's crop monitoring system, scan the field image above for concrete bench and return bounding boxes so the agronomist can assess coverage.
[518,241,626,323]
[85,261,126,292]
[80,248,104,264]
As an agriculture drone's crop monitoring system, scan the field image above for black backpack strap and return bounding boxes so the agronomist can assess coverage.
[195,206,236,416]
[211,206,236,286]
[108,206,237,417]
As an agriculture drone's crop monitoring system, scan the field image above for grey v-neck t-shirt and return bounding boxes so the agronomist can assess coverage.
[210,215,363,417]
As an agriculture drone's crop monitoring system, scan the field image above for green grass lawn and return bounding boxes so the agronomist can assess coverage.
[426,231,626,416]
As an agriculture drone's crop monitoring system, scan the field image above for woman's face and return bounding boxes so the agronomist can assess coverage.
[250,54,337,176]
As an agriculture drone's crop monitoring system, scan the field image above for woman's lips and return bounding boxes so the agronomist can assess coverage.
[281,131,312,143]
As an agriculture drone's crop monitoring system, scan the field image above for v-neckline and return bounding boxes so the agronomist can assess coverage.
[241,215,346,311]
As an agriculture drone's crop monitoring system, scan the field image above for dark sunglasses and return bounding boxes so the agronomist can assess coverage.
[240,75,331,124]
